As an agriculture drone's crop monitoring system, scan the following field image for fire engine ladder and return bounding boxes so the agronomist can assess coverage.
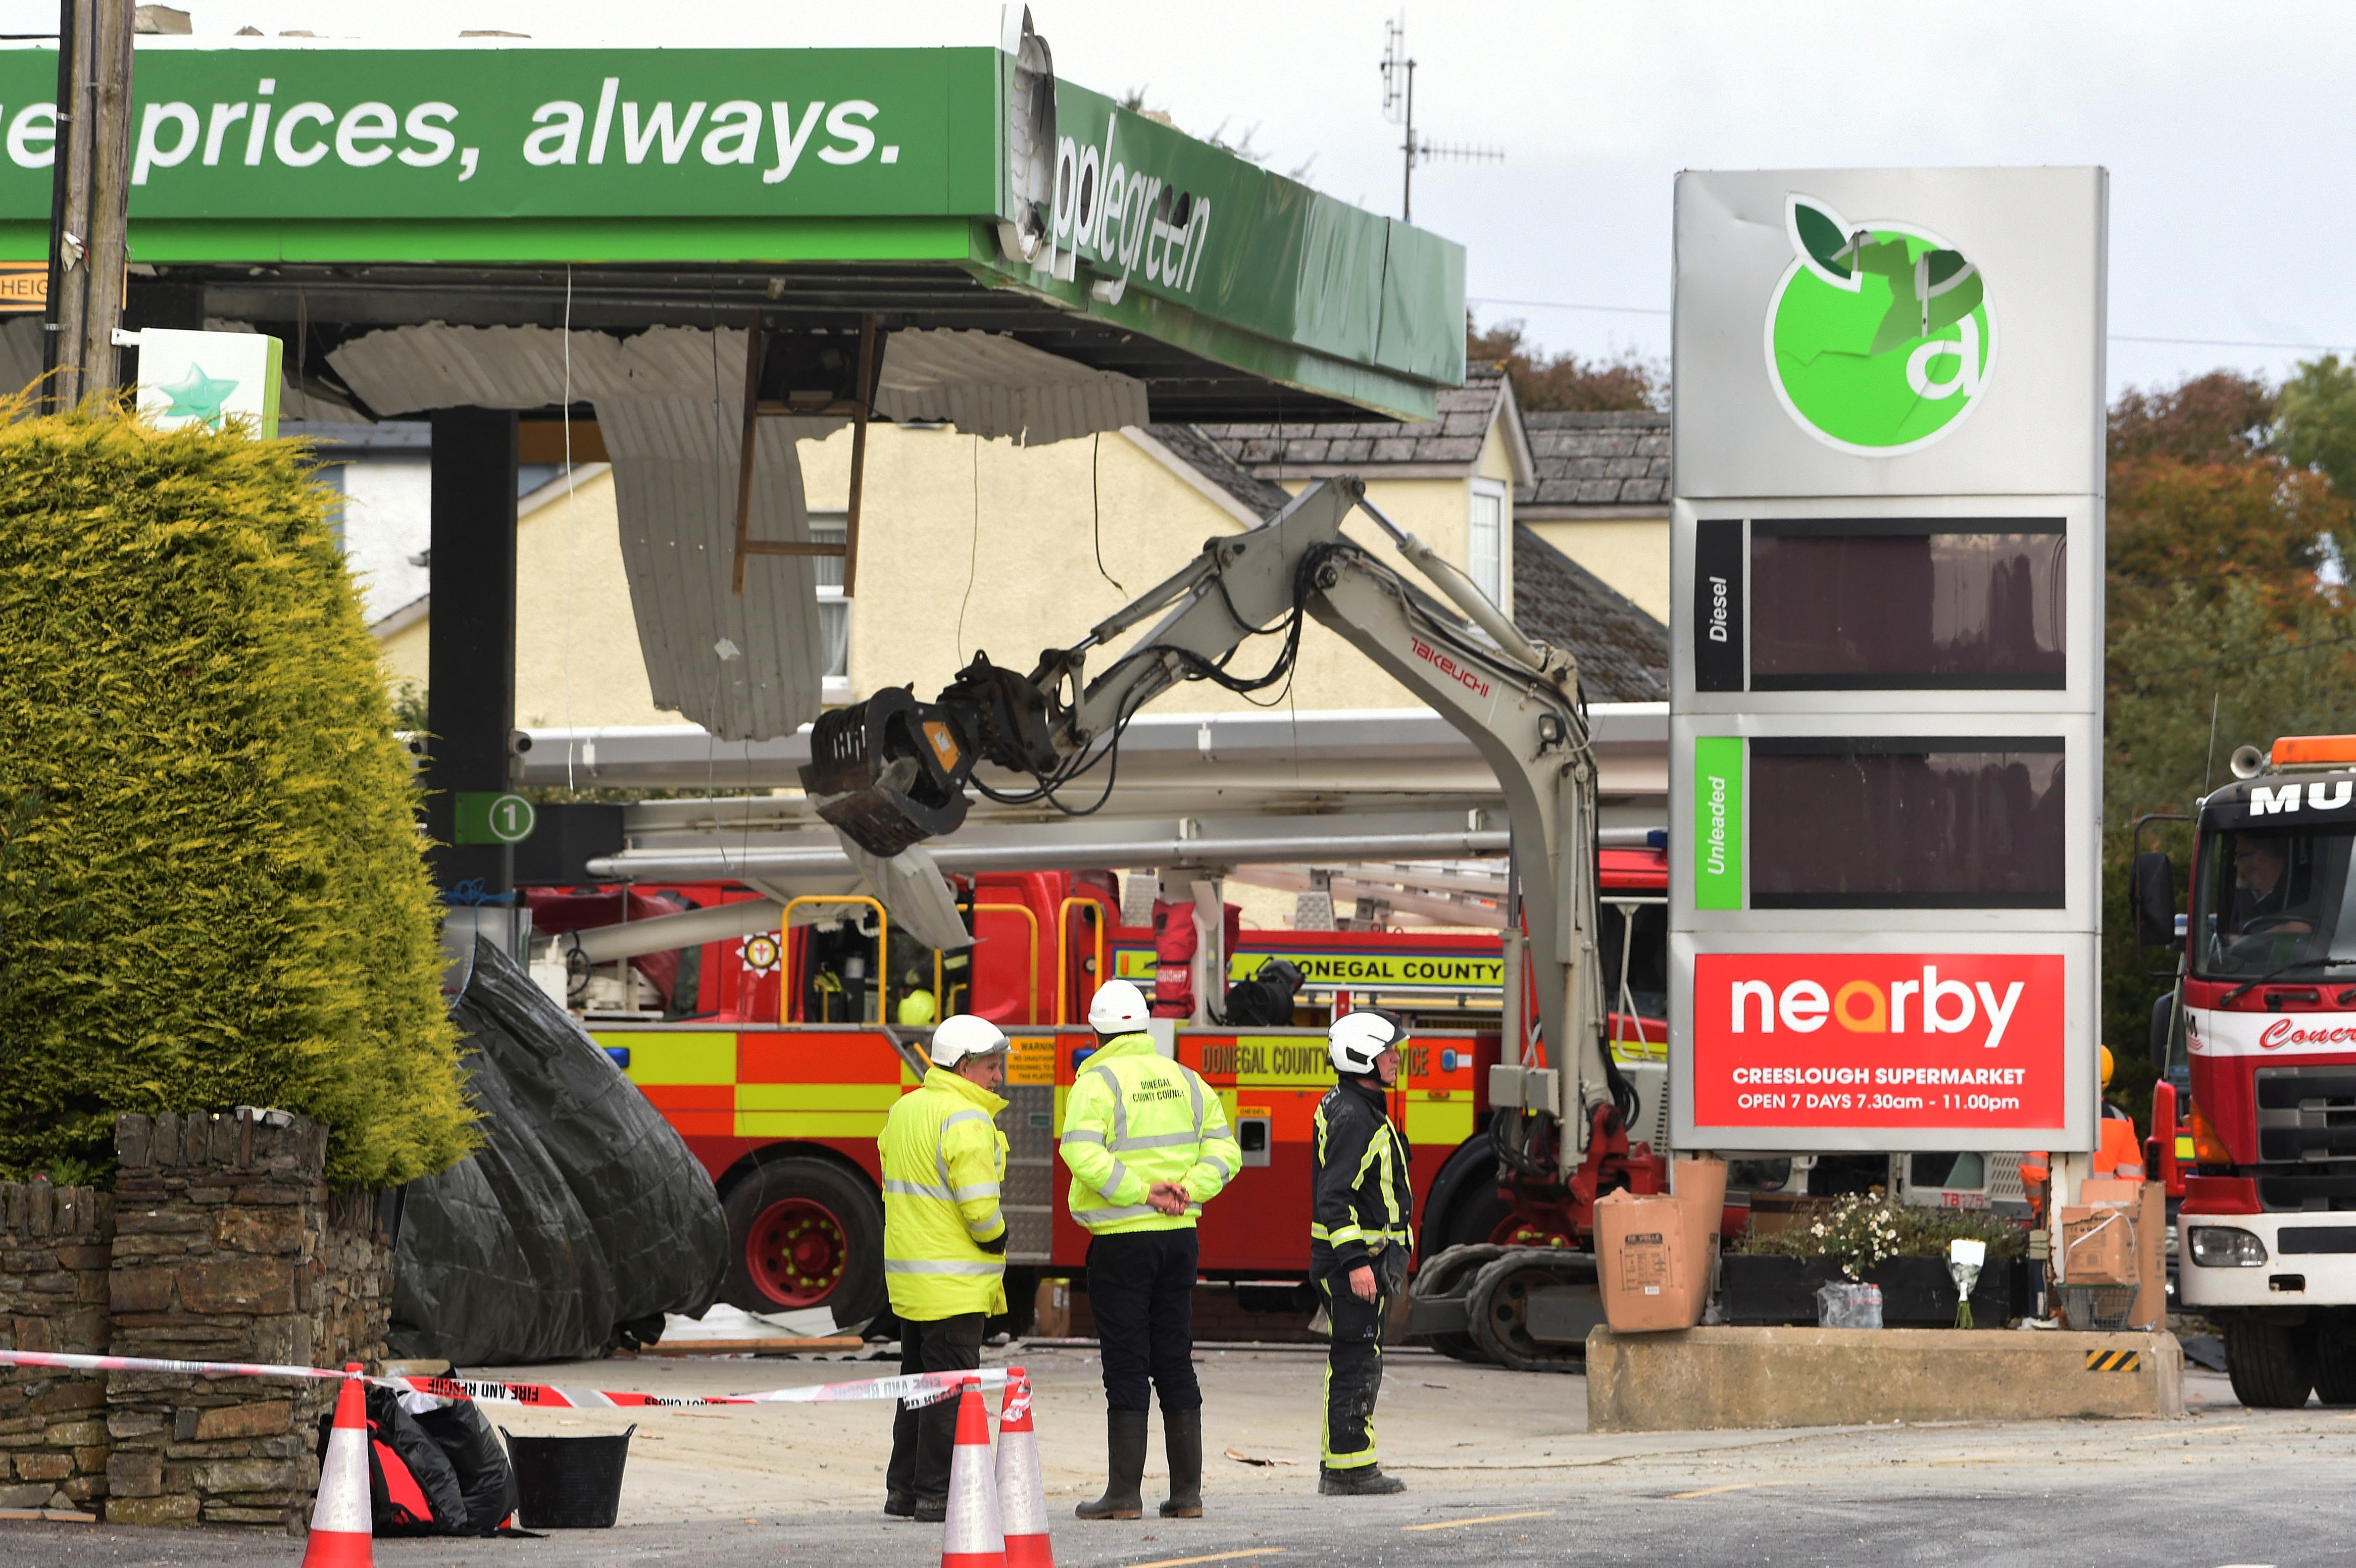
[728,309,881,596]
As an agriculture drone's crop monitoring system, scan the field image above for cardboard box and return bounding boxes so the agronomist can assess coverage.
[1597,1190,1701,1332]
[2060,1204,2136,1285]
[1034,1277,1071,1338]
[2064,1178,2165,1324]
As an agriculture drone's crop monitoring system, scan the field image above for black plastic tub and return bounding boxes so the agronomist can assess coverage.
[501,1425,635,1529]
[1720,1254,2017,1328]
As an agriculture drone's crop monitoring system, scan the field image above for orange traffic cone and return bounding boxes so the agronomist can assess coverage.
[995,1369,1052,1568]
[940,1377,1006,1568]
[302,1365,373,1567]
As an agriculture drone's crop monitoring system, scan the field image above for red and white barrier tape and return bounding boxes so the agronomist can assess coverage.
[0,1350,1010,1411]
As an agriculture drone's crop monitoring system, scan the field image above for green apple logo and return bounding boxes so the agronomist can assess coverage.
[1765,193,1993,454]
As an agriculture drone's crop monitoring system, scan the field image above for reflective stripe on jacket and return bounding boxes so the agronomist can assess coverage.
[1310,1076,1413,1277]
[879,1066,1010,1320]
[1057,1033,1242,1235]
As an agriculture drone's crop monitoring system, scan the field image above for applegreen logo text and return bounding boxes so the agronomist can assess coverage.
[1764,193,1993,454]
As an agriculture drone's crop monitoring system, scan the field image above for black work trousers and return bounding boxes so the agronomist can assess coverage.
[1085,1228,1201,1413]
[885,1310,984,1504]
[1317,1247,1405,1469]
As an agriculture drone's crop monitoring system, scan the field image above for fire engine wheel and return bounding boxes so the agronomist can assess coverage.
[2223,1318,2317,1409]
[2311,1323,2356,1405]
[722,1159,885,1326]
[1408,1243,1506,1363]
[1466,1249,1597,1374]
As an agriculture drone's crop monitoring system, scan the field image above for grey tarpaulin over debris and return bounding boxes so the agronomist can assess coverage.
[390,937,727,1365]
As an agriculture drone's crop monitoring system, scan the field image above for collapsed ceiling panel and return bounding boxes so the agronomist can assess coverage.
[327,324,832,741]
[876,327,1148,445]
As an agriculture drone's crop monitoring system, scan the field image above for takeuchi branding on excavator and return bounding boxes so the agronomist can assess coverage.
[1410,634,1491,699]
[1691,952,2065,1131]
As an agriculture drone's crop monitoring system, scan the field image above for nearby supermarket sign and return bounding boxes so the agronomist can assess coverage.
[1689,952,2063,1133]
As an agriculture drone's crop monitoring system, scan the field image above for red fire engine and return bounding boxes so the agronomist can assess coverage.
[526,841,1668,1370]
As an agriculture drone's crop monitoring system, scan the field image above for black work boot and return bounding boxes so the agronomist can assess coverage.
[1159,1406,1204,1518]
[883,1490,916,1518]
[1319,1464,1406,1496]
[1076,1408,1149,1520]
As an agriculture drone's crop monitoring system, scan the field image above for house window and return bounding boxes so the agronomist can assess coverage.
[1469,480,1506,605]
[812,514,850,698]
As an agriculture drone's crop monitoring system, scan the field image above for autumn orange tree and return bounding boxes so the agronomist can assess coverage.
[1467,318,1663,412]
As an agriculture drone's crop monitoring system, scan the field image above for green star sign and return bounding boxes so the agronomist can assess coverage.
[157,362,239,427]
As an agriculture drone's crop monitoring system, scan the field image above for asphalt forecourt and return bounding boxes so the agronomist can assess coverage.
[3,1352,2351,1564]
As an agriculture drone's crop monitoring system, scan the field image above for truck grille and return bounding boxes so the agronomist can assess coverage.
[2258,1172,2356,1211]
[2254,1067,2356,1161]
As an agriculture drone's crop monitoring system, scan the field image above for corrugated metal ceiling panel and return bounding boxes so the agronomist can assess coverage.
[327,324,831,742]
[876,327,1147,445]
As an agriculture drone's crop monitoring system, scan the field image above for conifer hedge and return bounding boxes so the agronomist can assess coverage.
[0,404,473,1188]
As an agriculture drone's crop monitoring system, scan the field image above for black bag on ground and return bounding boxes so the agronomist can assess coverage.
[412,1398,520,1536]
[314,1385,467,1536]
[389,936,729,1364]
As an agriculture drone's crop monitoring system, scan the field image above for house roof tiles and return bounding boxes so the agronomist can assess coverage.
[1523,409,1672,511]
[1511,523,1668,702]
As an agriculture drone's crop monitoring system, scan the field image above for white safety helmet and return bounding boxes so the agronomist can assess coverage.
[929,1014,1009,1068]
[1088,979,1152,1035]
[1329,1009,1407,1076]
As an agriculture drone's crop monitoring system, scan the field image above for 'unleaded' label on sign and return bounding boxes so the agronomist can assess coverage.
[1693,737,1742,909]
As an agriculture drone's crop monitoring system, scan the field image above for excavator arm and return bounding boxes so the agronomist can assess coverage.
[800,476,1615,1166]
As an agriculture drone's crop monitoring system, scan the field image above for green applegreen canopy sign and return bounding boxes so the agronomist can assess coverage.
[0,40,1462,418]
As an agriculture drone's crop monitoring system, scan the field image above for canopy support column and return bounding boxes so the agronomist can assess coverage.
[425,408,519,893]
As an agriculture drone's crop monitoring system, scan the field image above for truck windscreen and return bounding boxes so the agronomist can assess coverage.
[2194,825,2356,979]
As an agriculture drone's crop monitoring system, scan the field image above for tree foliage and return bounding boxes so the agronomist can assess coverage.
[0,402,473,1188]
[2100,366,2356,1121]
[1467,318,1664,412]
[2278,353,2356,501]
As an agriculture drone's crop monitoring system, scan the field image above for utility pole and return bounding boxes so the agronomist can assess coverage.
[42,0,135,412]
[1380,15,1500,228]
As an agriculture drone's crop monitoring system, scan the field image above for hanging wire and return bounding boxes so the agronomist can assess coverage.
[956,434,980,661]
[1091,432,1125,594]
[561,265,578,791]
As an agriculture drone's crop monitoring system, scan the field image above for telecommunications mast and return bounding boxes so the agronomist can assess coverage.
[1380,14,1501,224]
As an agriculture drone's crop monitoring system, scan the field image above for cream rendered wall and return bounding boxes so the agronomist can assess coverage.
[509,467,678,729]
[798,424,1433,712]
[384,418,1524,731]
[376,467,681,730]
[1267,414,1520,638]
[1521,517,1671,623]
[378,615,428,693]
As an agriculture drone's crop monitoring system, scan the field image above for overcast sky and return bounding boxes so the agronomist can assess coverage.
[15,0,2355,401]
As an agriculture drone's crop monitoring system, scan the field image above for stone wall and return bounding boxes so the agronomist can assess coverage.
[0,1110,391,1527]
[0,1181,114,1514]
[103,1109,391,1528]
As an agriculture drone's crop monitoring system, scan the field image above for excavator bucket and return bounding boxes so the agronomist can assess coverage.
[800,688,974,856]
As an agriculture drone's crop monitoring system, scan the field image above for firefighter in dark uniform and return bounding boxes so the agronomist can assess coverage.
[1310,1008,1414,1496]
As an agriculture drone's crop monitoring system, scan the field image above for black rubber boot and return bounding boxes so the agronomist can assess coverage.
[1159,1406,1204,1517]
[1319,1465,1406,1496]
[1076,1409,1149,1520]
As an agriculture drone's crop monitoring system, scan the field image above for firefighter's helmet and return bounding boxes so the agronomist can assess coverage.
[1329,1008,1408,1076]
